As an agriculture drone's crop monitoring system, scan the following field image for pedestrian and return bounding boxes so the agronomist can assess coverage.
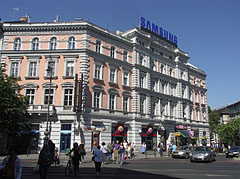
[140,142,146,154]
[172,143,177,152]
[48,140,55,167]
[119,142,125,165]
[53,147,60,166]
[158,142,163,157]
[107,142,114,161]
[127,143,131,159]
[79,142,86,163]
[70,142,80,175]
[101,142,107,163]
[0,147,22,179]
[114,140,120,164]
[38,144,52,179]
[93,146,104,177]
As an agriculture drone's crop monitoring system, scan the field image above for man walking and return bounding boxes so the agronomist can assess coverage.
[114,141,120,164]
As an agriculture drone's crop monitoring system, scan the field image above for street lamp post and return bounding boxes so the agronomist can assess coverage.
[44,65,53,145]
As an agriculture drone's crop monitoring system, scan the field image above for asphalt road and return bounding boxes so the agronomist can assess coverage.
[19,155,240,179]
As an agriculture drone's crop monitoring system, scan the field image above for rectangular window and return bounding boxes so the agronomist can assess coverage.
[123,96,129,112]
[66,61,74,77]
[64,89,73,106]
[109,94,115,111]
[140,98,145,114]
[195,92,199,103]
[61,124,71,130]
[123,72,129,86]
[29,62,37,77]
[10,62,19,77]
[140,76,145,88]
[94,64,102,79]
[26,89,35,105]
[109,68,116,83]
[31,124,39,131]
[94,91,100,109]
[47,61,56,77]
[44,89,54,105]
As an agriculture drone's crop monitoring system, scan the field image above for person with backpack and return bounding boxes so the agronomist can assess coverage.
[0,147,22,179]
[38,144,52,179]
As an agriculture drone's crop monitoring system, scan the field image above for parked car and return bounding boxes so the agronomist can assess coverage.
[172,146,194,159]
[190,146,216,162]
[225,146,240,158]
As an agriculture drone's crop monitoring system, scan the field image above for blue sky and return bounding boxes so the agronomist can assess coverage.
[1,0,239,110]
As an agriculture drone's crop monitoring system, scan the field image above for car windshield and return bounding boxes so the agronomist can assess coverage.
[230,147,240,150]
[194,147,210,151]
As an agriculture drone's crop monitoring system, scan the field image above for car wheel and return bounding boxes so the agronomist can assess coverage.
[185,153,189,159]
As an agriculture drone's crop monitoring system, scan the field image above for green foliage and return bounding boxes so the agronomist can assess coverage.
[216,117,240,145]
[208,106,220,135]
[0,67,30,134]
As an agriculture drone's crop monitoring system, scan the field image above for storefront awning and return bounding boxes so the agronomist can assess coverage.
[177,129,196,139]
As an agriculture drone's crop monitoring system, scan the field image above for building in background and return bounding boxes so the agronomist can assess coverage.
[216,100,240,124]
[0,17,209,153]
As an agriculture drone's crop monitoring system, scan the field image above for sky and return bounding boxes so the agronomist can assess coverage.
[1,0,239,110]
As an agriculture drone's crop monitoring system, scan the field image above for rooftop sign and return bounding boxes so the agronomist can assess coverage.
[140,17,178,45]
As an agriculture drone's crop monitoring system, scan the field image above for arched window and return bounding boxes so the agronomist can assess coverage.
[110,46,115,58]
[14,38,21,50]
[50,37,57,50]
[68,37,75,49]
[32,38,39,50]
[123,50,128,61]
[95,40,101,53]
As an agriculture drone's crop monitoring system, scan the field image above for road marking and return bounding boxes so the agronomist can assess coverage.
[206,174,230,177]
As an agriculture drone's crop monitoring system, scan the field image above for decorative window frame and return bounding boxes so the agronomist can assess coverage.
[68,36,76,49]
[25,56,41,79]
[123,50,128,62]
[109,66,118,84]
[110,46,116,58]
[93,62,103,80]
[122,91,131,113]
[61,82,74,107]
[49,37,58,50]
[63,55,78,79]
[31,37,40,50]
[42,82,57,105]
[108,88,118,112]
[44,55,59,79]
[13,37,21,51]
[122,70,130,87]
[23,82,38,105]
[95,40,102,53]
[8,56,22,78]
[92,85,104,110]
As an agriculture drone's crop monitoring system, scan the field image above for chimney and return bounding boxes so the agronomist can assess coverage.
[56,15,60,22]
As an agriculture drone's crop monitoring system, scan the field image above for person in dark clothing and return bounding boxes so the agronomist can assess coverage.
[70,142,80,175]
[38,144,52,179]
[79,143,86,163]
[48,140,55,166]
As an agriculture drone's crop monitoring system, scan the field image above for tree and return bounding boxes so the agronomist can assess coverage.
[216,117,240,146]
[208,106,220,137]
[0,67,30,149]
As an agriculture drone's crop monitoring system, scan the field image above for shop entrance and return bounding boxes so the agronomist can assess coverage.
[141,126,157,151]
[112,123,128,143]
[60,133,71,153]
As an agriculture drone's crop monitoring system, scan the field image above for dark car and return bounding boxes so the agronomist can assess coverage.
[172,146,194,159]
[225,146,240,158]
[190,146,216,162]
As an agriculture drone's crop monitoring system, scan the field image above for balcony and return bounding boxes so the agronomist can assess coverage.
[27,105,56,115]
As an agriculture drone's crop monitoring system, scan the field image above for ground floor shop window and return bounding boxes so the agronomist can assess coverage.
[60,133,71,153]
[111,123,128,143]
[141,126,157,150]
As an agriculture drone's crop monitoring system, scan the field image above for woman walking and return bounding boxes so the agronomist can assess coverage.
[119,142,125,165]
[93,146,104,177]
[70,142,80,175]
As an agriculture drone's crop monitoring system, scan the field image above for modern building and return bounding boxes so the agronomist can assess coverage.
[0,17,209,153]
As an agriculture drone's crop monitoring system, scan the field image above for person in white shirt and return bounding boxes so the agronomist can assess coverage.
[101,142,107,163]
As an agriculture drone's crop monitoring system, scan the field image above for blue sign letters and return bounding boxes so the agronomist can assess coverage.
[140,17,178,45]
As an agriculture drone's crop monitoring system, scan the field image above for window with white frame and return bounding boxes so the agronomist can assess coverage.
[160,64,165,74]
[49,37,57,50]
[195,92,199,103]
[25,89,36,105]
[170,84,176,96]
[202,109,206,121]
[96,40,101,53]
[9,61,20,77]
[151,100,158,116]
[68,37,75,49]
[182,85,186,98]
[123,96,129,113]
[32,38,39,50]
[190,107,193,120]
[14,38,21,50]
[109,68,117,83]
[94,63,103,80]
[140,73,146,88]
[123,50,128,62]
[162,82,167,94]
[139,55,143,65]
[44,88,54,105]
[64,89,73,106]
[140,96,146,114]
[169,68,173,77]
[46,61,56,77]
[196,108,199,121]
[110,46,115,58]
[28,61,38,77]
[93,91,101,109]
[152,79,158,92]
[109,94,116,111]
[122,71,129,86]
[65,61,74,77]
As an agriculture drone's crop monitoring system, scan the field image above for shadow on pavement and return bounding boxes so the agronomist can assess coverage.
[22,165,182,179]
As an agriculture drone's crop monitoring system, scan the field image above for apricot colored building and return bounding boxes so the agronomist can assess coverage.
[0,18,209,152]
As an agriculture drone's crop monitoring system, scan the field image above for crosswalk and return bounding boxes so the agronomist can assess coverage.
[22,162,121,179]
